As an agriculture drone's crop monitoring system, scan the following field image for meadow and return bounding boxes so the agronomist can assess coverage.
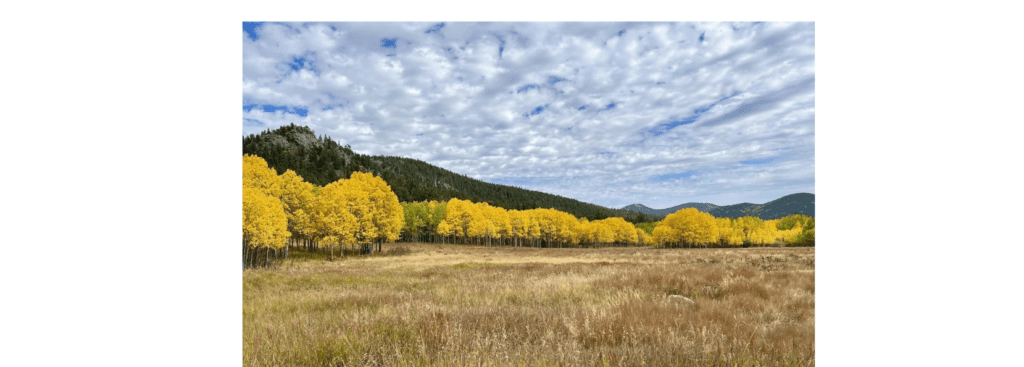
[243,244,814,366]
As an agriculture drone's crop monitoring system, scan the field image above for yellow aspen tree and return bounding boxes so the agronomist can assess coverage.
[537,209,554,246]
[535,209,559,246]
[652,225,678,248]
[477,203,498,246]
[721,218,744,246]
[243,155,290,267]
[581,218,598,247]
[594,221,615,245]
[745,219,772,246]
[691,211,720,247]
[525,212,541,247]
[715,217,732,246]
[372,185,404,249]
[290,185,318,251]
[509,210,527,247]
[437,219,453,244]
[736,216,764,245]
[428,201,447,243]
[242,185,289,268]
[635,227,650,245]
[342,172,403,254]
[600,217,638,245]
[243,155,283,198]
[465,202,490,245]
[441,199,462,242]
[242,186,289,249]
[278,169,315,253]
[444,198,476,244]
[313,179,357,259]
[763,220,781,245]
[343,177,376,253]
[491,206,511,246]
[554,211,578,247]
[656,208,719,247]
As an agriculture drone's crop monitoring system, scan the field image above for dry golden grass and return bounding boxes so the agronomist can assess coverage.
[244,243,814,366]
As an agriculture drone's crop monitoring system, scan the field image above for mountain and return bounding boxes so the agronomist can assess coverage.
[709,193,815,219]
[243,124,659,222]
[620,203,656,214]
[620,193,814,220]
[620,202,720,216]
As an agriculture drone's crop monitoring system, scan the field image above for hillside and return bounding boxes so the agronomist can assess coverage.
[243,124,658,222]
[621,193,814,220]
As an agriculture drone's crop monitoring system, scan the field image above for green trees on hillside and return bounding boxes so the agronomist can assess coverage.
[243,124,655,222]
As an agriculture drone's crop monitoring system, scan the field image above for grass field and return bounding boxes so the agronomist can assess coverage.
[243,243,815,366]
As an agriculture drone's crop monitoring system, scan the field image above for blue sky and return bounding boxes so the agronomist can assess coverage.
[242,22,815,208]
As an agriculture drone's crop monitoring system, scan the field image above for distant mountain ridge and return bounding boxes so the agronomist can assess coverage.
[620,193,814,220]
[621,202,720,216]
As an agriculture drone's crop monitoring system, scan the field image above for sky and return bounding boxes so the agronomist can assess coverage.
[242,22,815,209]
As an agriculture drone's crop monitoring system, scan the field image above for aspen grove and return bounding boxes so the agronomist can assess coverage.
[243,155,403,268]
[244,154,815,268]
[398,200,812,248]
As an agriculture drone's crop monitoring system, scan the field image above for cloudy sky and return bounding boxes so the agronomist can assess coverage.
[242,22,814,209]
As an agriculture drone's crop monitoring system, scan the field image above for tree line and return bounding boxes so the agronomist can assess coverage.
[244,152,816,268]
[399,199,652,247]
[650,208,815,248]
[397,200,814,248]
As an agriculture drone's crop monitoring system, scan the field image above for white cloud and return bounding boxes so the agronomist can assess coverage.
[243,22,815,208]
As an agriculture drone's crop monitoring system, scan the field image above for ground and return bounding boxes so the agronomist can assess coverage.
[244,243,815,366]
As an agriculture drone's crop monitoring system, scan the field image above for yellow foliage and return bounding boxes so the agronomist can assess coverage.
[242,185,289,249]
[652,225,678,247]
[310,179,358,246]
[635,228,650,245]
[597,217,638,245]
[508,210,528,240]
[653,208,719,247]
[242,155,282,198]
[279,169,315,236]
[444,198,477,239]
[715,217,743,246]
[242,155,290,249]
[343,172,404,244]
[437,219,453,238]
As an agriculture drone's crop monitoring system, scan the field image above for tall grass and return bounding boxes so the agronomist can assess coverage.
[244,243,814,366]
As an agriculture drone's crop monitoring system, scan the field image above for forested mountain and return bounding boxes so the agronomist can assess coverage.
[243,124,659,222]
[621,193,815,220]
[622,202,720,216]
